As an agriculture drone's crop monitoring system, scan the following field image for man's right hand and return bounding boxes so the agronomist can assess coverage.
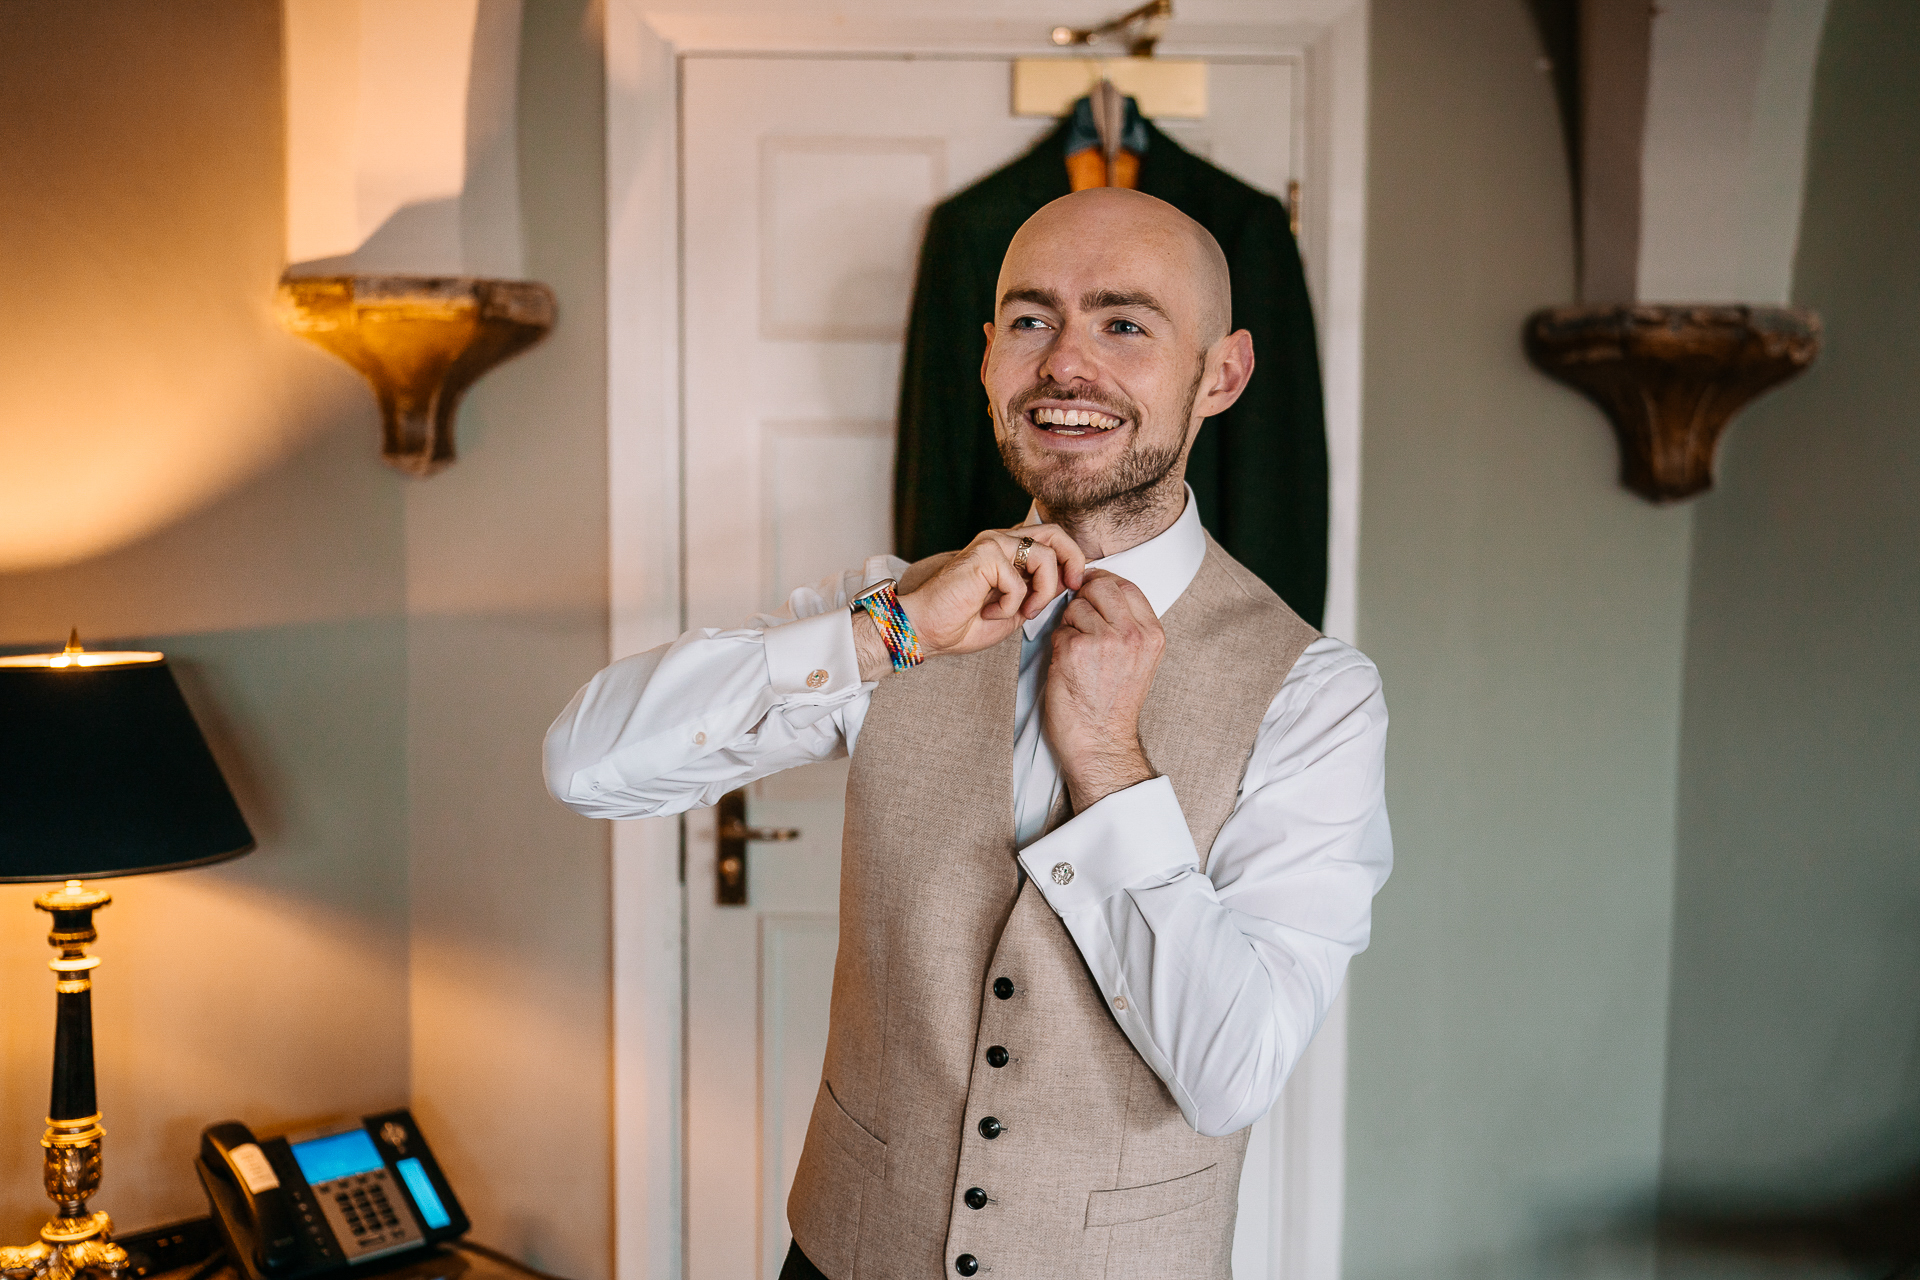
[853,525,1087,681]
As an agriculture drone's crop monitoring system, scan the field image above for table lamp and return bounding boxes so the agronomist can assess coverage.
[0,633,254,1280]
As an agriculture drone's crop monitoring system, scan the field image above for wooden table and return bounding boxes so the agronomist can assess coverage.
[134,1231,565,1280]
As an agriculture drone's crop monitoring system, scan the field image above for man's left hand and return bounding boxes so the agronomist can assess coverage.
[1044,569,1165,810]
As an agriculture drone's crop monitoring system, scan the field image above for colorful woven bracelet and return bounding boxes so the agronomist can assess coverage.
[850,578,924,671]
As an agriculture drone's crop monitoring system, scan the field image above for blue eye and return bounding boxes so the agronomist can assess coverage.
[1110,319,1143,335]
[1011,316,1048,329]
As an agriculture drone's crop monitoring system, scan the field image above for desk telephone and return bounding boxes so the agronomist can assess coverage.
[196,1111,468,1280]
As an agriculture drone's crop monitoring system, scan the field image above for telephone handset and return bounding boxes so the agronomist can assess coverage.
[197,1110,468,1280]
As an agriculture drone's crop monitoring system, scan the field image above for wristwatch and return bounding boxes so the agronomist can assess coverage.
[849,578,924,671]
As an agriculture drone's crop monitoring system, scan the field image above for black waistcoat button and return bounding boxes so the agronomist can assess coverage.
[955,1254,979,1275]
[985,1045,1009,1068]
[992,976,1014,999]
[964,1187,988,1210]
[978,1116,1002,1139]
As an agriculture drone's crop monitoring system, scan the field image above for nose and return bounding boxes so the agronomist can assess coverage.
[1037,319,1099,387]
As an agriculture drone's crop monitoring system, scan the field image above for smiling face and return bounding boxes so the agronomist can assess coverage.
[982,189,1252,536]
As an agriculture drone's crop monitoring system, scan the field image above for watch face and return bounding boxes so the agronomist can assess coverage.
[852,578,897,607]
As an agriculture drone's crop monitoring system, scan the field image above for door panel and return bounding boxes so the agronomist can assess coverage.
[756,912,838,1280]
[759,137,946,340]
[760,421,894,617]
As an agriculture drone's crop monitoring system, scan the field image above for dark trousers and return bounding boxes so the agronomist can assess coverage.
[779,1241,829,1280]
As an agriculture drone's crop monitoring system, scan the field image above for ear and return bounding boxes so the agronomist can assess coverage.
[1194,330,1255,420]
[980,321,996,387]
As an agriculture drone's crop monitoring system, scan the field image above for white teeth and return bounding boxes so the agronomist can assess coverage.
[1033,406,1120,430]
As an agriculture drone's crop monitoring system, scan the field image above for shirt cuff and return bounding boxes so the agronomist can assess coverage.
[763,608,861,698]
[1017,775,1198,915]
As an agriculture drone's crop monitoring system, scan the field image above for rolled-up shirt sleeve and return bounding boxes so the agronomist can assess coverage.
[1016,639,1392,1137]
[544,556,903,818]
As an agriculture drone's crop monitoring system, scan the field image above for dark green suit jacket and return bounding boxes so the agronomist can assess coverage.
[894,117,1329,627]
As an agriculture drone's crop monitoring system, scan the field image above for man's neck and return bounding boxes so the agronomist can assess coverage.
[1037,474,1187,561]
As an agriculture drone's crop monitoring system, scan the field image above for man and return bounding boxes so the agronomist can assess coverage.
[546,188,1391,1280]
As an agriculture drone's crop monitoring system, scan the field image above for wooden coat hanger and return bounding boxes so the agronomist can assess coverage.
[1055,0,1168,190]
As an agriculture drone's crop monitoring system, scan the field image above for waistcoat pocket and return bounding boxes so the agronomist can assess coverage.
[788,1080,888,1280]
[1084,1163,1219,1228]
[815,1077,888,1179]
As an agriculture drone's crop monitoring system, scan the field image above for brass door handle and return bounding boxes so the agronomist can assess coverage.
[718,821,800,842]
[715,788,800,906]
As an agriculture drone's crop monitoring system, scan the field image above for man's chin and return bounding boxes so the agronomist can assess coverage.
[1003,450,1104,506]
[999,433,1187,521]
[1011,462,1147,518]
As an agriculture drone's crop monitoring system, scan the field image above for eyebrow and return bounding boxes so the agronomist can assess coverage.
[998,286,1063,312]
[1081,288,1172,323]
[996,285,1174,325]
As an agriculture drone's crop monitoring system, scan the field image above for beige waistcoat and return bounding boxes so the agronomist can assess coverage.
[788,535,1318,1280]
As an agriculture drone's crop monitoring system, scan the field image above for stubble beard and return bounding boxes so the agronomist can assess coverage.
[994,357,1206,530]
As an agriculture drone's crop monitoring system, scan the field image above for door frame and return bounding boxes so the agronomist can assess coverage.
[602,5,1371,1278]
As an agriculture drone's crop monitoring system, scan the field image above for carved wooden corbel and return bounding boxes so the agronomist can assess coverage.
[1521,2,1832,503]
[277,276,556,477]
[1524,305,1820,503]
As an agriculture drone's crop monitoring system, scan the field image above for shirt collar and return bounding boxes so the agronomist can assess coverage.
[1019,485,1207,640]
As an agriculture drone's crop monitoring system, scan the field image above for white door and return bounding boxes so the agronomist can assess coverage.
[678,55,1299,1280]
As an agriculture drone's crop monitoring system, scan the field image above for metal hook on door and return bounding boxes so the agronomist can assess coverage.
[715,787,800,906]
[1050,0,1171,57]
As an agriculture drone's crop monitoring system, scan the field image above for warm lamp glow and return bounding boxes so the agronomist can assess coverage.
[0,630,161,669]
[0,654,166,669]
[0,341,318,574]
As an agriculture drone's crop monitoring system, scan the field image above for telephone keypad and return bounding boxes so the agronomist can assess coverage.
[312,1166,421,1261]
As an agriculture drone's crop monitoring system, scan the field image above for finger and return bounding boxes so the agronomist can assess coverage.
[1022,525,1089,590]
[1006,537,1067,621]
[1077,571,1159,631]
[1021,545,1061,618]
[991,529,1044,567]
[1057,595,1106,637]
[1073,571,1137,627]
[1111,577,1162,631]
[1080,577,1163,656]
[976,544,1028,621]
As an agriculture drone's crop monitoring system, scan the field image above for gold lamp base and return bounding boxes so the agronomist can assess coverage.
[0,1213,125,1280]
[0,886,128,1280]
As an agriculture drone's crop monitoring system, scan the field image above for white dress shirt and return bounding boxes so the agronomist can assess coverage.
[546,492,1392,1137]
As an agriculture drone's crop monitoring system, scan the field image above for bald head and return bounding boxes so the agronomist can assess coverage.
[1000,187,1232,345]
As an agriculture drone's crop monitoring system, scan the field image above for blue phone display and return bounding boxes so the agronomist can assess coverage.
[289,1130,385,1185]
[395,1159,451,1229]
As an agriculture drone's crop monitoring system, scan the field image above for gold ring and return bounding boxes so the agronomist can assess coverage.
[1013,536,1035,572]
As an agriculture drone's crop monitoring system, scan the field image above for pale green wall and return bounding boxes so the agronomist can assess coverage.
[1346,2,1691,1277]
[1350,3,1920,1278]
[404,3,612,1277]
[1658,0,1920,1261]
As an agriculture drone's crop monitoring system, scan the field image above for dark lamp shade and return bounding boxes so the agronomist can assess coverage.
[0,660,254,882]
